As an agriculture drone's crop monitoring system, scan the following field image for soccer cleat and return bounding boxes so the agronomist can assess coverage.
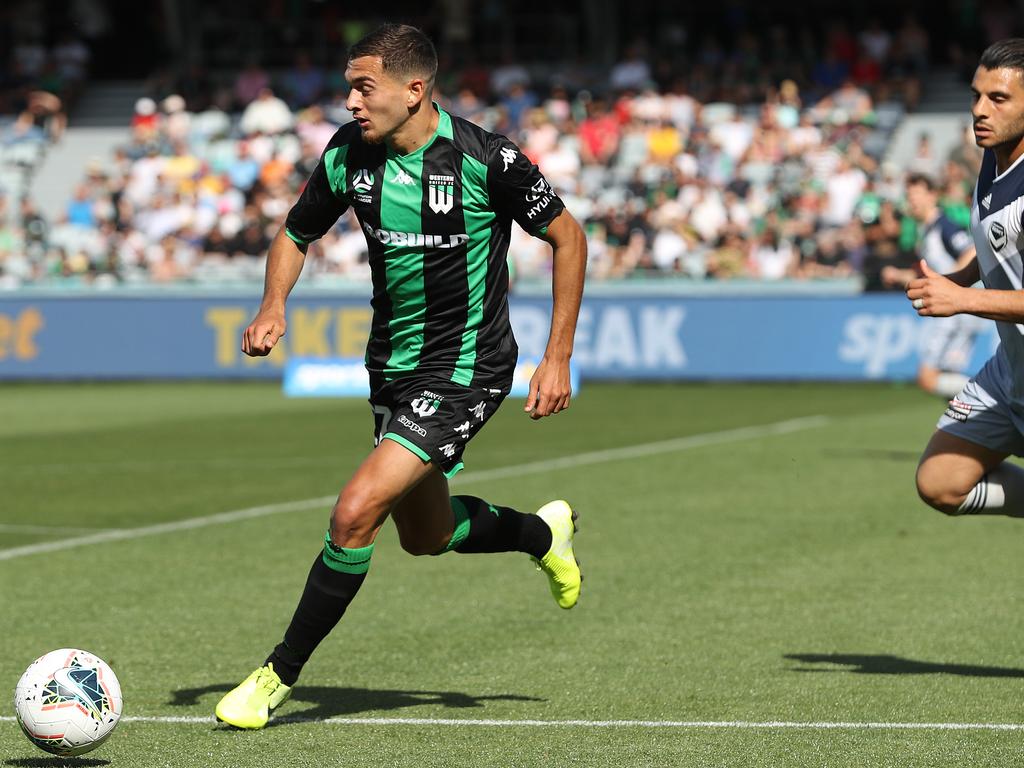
[215,664,292,729]
[533,500,582,609]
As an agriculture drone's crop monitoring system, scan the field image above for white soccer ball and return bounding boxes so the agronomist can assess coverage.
[14,649,123,756]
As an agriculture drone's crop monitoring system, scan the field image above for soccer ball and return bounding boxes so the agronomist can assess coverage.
[14,649,123,756]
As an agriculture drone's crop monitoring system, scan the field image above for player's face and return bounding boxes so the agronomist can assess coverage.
[345,56,418,145]
[971,66,1024,149]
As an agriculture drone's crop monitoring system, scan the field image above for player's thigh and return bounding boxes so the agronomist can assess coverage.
[332,439,436,543]
[916,429,1008,508]
[390,468,454,555]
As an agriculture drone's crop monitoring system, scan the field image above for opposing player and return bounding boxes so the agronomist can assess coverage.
[883,173,983,397]
[215,24,586,729]
[911,39,1024,517]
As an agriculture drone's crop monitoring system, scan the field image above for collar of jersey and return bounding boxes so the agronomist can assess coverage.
[385,103,450,159]
[993,149,1024,183]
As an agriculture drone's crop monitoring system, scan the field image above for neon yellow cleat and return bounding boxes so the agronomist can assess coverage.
[215,664,292,729]
[533,500,582,609]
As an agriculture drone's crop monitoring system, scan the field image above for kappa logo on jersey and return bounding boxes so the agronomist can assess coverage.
[982,192,992,210]
[453,420,471,438]
[410,396,440,417]
[352,169,374,193]
[393,168,415,185]
[440,443,457,459]
[989,220,1007,251]
[500,146,517,171]
[428,174,455,214]
[470,401,487,421]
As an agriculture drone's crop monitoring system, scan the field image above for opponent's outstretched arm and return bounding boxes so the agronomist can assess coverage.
[905,257,1024,322]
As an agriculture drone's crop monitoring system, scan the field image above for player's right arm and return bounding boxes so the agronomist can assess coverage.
[242,229,307,356]
[242,131,351,357]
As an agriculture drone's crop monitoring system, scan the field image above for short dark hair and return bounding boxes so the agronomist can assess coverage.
[906,172,938,192]
[979,38,1024,72]
[349,24,437,90]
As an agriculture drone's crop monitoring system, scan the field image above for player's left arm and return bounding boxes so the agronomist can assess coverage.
[486,137,587,419]
[527,210,587,420]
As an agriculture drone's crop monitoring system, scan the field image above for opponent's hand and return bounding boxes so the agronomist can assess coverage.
[242,307,286,356]
[906,260,964,317]
[524,356,571,420]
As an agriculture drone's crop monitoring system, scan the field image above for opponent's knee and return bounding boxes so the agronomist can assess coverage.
[915,467,969,516]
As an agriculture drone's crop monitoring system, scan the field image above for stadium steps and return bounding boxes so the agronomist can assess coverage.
[28,126,129,221]
[915,68,970,114]
[882,69,971,172]
[70,80,147,127]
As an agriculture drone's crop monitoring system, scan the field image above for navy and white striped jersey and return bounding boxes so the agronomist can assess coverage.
[920,213,972,273]
[971,149,1024,400]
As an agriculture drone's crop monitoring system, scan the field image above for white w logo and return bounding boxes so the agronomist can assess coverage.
[428,185,454,214]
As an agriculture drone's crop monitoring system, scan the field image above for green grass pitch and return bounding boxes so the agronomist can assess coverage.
[1,381,1023,767]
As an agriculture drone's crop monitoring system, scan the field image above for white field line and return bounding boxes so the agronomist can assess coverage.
[0,415,828,564]
[0,524,123,535]
[0,715,1021,730]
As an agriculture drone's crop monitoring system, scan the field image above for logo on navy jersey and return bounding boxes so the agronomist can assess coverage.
[988,220,1006,251]
[982,193,992,210]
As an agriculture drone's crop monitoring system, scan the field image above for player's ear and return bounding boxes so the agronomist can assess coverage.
[407,77,427,107]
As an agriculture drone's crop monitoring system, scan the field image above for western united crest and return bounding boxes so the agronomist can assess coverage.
[428,174,455,214]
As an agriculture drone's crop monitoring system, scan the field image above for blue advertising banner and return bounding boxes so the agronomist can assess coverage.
[0,293,1000,381]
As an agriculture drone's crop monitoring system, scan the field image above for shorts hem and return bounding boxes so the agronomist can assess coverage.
[382,432,431,463]
[442,461,465,479]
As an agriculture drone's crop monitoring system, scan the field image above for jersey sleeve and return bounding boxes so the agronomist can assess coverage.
[939,217,973,258]
[284,142,350,246]
[486,136,565,235]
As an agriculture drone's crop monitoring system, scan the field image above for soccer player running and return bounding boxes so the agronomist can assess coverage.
[912,39,1024,518]
[883,173,983,398]
[216,24,586,729]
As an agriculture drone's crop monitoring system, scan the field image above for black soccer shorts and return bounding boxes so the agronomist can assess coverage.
[369,374,510,477]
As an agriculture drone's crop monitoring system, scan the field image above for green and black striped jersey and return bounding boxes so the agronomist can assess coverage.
[284,104,565,387]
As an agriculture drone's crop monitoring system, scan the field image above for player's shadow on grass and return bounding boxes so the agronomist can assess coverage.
[785,653,1024,678]
[4,760,110,767]
[170,684,545,727]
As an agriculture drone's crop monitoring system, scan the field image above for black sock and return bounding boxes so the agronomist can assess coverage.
[448,495,552,558]
[266,539,373,687]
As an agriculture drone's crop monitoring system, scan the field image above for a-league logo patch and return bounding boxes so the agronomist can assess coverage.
[944,398,972,423]
[988,221,1006,251]
[352,169,374,193]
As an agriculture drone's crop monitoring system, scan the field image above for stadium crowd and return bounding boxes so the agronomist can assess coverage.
[0,13,984,289]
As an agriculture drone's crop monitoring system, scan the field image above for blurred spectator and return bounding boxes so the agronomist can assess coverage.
[234,60,271,110]
[240,88,293,135]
